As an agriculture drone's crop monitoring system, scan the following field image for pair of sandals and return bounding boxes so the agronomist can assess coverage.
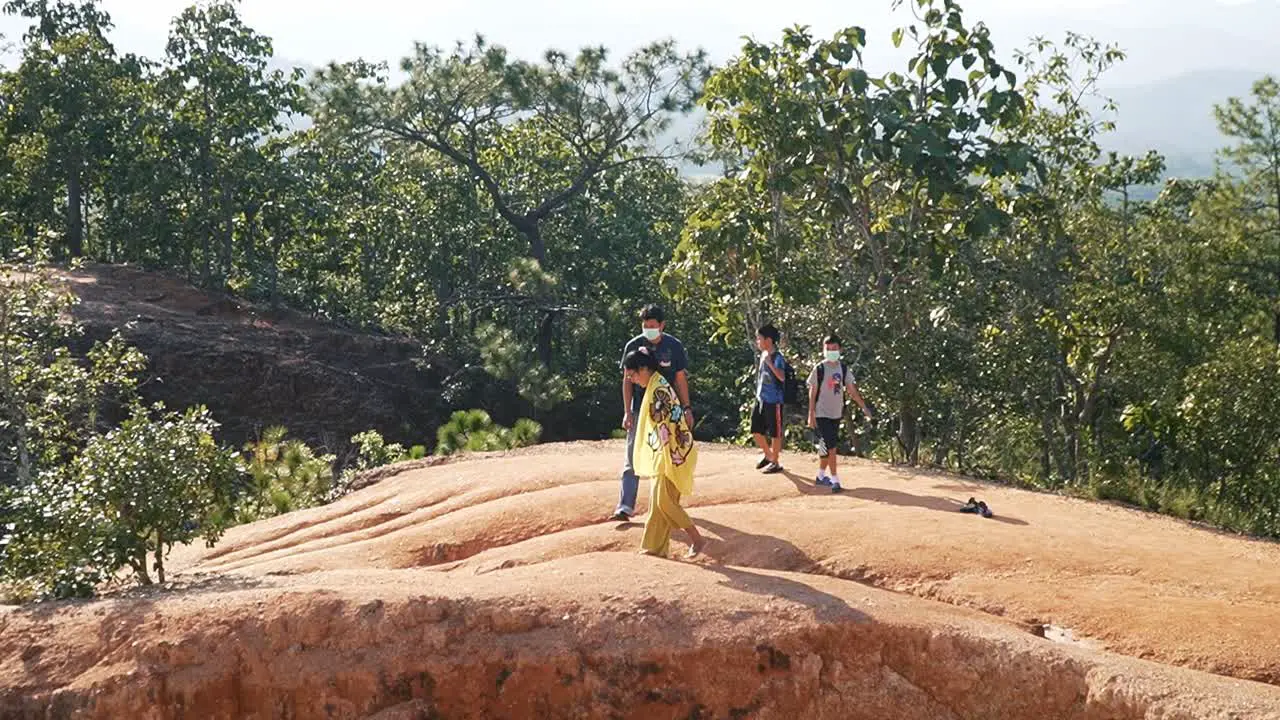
[958,497,994,518]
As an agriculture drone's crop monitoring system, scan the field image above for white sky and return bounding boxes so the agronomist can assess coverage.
[1,0,1275,85]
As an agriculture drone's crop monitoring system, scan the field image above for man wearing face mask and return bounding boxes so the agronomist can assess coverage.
[610,304,691,522]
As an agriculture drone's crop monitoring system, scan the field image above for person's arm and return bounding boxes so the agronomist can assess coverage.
[621,341,636,429]
[673,342,693,426]
[763,352,785,381]
[675,370,692,418]
[622,367,635,429]
[847,380,871,419]
[807,376,819,428]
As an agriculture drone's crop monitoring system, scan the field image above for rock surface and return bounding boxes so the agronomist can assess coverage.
[4,442,1280,718]
[57,263,453,452]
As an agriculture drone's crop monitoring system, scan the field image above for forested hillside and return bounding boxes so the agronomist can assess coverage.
[1,0,1278,599]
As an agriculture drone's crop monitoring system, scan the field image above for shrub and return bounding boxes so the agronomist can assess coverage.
[349,430,406,471]
[238,426,336,521]
[2,404,239,597]
[435,410,542,456]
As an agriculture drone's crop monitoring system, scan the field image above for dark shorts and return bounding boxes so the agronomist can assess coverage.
[816,418,841,455]
[751,401,783,439]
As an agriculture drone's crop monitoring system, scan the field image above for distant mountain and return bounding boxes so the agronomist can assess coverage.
[1100,68,1266,170]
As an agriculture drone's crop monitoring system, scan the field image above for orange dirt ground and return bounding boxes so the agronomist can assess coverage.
[3,442,1280,719]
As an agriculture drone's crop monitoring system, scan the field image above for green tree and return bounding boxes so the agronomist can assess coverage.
[1,0,141,257]
[313,37,708,367]
[675,0,1032,462]
[1210,76,1280,344]
[239,426,335,521]
[0,261,144,485]
[161,0,302,285]
[68,403,238,585]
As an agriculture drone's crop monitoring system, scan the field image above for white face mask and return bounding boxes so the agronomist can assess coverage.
[824,350,841,362]
[642,328,661,342]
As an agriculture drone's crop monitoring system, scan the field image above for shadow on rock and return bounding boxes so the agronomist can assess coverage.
[778,470,858,497]
[695,519,823,573]
[699,563,868,624]
[848,488,1030,526]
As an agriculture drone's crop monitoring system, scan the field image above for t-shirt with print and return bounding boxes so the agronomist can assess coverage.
[807,361,855,419]
[621,334,689,414]
[756,352,787,404]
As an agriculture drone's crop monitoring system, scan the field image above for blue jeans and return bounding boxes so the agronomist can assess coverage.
[617,422,639,515]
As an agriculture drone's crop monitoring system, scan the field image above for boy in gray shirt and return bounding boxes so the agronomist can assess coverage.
[806,334,872,493]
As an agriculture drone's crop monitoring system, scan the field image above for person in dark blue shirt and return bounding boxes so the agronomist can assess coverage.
[751,324,787,474]
[611,304,691,522]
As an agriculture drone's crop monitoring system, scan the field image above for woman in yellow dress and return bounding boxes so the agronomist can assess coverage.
[623,349,706,558]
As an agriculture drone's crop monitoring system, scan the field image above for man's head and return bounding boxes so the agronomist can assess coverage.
[640,305,665,342]
[756,324,781,352]
[823,334,842,362]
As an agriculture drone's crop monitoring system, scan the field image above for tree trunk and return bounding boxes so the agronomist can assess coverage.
[105,192,116,262]
[154,530,165,585]
[65,152,84,257]
[269,238,281,306]
[220,182,234,285]
[243,207,258,291]
[898,401,920,466]
[517,217,546,264]
[1039,410,1055,481]
[518,216,555,368]
[537,311,556,369]
[199,138,213,285]
[134,549,151,586]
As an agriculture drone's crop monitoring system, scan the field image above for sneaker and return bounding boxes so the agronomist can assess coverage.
[831,482,843,494]
[756,456,771,470]
[763,462,784,475]
[608,510,631,522]
[815,474,832,487]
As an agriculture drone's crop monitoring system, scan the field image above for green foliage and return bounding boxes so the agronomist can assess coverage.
[349,429,407,471]
[3,404,238,597]
[435,410,542,456]
[1,0,1279,544]
[238,426,336,521]
[0,263,145,485]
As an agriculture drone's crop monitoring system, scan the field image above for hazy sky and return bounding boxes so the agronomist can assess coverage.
[1,0,1274,86]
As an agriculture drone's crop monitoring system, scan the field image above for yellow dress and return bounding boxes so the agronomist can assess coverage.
[632,375,698,556]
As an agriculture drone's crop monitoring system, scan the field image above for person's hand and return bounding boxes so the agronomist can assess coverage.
[807,414,817,429]
[760,350,770,362]
[623,411,634,431]
[684,408,695,428]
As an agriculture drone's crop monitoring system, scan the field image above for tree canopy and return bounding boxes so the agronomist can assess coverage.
[0,0,1278,570]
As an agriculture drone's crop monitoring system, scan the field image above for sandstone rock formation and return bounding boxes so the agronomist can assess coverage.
[3,443,1280,718]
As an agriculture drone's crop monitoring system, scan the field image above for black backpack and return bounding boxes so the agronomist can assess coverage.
[781,355,801,405]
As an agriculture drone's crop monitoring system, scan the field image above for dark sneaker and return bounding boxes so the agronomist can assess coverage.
[763,462,784,475]
[609,510,631,522]
[831,483,843,494]
[756,456,771,470]
[958,497,982,514]
[815,475,832,486]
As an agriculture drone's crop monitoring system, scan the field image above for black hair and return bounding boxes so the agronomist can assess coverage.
[640,304,665,324]
[757,324,780,344]
[623,349,660,373]
[823,334,842,347]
